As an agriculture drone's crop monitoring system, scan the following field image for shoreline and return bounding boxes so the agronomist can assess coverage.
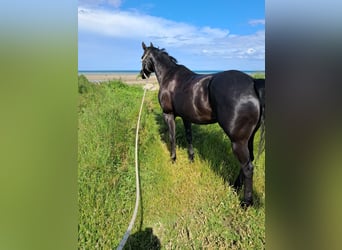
[79,70,265,85]
[80,72,158,85]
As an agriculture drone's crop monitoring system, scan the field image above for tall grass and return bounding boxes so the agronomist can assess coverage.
[78,75,265,249]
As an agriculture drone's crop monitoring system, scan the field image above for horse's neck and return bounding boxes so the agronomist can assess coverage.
[153,60,176,85]
[150,53,177,83]
[153,60,192,86]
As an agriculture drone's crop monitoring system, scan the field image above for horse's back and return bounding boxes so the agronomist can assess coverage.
[209,70,257,109]
[210,70,255,95]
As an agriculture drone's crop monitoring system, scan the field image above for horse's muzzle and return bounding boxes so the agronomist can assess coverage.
[140,70,146,79]
[140,69,150,79]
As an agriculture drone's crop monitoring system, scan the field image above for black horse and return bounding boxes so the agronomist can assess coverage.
[140,42,265,206]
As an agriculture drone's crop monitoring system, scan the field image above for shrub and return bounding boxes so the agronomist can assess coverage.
[78,74,93,94]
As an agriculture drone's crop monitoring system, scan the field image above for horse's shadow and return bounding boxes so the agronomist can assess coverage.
[155,113,239,183]
[155,113,264,208]
[123,227,161,250]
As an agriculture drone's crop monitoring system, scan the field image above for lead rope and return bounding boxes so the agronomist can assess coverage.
[117,80,148,250]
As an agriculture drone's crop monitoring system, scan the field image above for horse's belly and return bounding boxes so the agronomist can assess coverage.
[176,100,216,124]
[191,115,217,124]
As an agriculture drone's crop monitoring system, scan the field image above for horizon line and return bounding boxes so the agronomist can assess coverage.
[78,69,265,72]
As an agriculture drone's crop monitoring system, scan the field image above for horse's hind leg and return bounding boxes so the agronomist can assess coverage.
[217,110,258,206]
[233,129,258,191]
[248,117,262,162]
[233,169,244,191]
[231,140,254,206]
[182,119,194,162]
[248,130,256,162]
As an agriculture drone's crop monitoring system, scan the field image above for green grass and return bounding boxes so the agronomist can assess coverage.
[78,75,265,249]
[249,72,265,79]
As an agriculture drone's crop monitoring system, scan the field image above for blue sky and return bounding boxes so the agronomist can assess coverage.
[78,0,265,71]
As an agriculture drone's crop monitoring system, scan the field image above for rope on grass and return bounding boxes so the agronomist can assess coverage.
[117,84,148,250]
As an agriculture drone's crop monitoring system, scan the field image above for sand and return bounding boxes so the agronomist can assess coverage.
[82,73,158,85]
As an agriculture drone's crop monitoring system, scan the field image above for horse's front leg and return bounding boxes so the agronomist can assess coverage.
[182,119,194,162]
[163,113,176,162]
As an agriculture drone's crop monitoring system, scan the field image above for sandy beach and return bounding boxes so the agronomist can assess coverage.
[81,72,158,85]
[81,71,264,87]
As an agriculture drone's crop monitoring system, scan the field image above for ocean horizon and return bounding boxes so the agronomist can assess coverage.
[78,70,265,75]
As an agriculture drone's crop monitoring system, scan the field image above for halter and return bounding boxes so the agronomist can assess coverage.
[141,50,154,78]
[141,50,150,62]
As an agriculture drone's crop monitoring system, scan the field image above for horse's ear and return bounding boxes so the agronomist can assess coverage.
[142,42,147,50]
[150,42,154,48]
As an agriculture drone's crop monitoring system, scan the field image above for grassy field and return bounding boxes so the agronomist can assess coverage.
[78,74,265,249]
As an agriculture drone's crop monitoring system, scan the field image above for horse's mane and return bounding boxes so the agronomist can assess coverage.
[157,48,178,64]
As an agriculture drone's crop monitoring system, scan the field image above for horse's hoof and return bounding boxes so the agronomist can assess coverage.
[240,199,253,208]
[189,154,194,163]
[171,157,176,163]
[233,180,243,192]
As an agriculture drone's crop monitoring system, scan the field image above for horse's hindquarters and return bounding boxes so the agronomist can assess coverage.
[209,71,260,141]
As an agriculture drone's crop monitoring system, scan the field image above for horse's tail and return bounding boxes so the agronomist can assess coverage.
[253,78,265,159]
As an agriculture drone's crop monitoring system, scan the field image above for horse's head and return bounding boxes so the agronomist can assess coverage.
[140,42,155,79]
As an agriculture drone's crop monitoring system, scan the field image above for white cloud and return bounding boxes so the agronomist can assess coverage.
[78,7,229,45]
[247,48,256,54]
[249,19,265,26]
[78,0,122,8]
[107,0,122,8]
[78,6,265,69]
[193,30,265,60]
